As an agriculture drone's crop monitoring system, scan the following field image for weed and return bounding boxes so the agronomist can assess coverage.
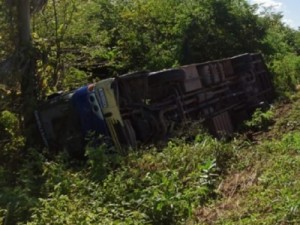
[244,107,274,131]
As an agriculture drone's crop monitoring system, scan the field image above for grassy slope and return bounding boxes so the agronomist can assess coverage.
[2,94,300,224]
[195,95,300,224]
[27,94,300,225]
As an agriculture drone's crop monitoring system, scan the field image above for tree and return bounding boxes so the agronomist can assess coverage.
[33,0,86,91]
[2,0,48,145]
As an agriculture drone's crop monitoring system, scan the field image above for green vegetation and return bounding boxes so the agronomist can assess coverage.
[244,107,274,131]
[1,0,300,224]
[2,96,300,224]
[197,96,300,224]
[28,140,221,224]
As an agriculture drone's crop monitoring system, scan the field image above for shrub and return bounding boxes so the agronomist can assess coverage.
[0,110,25,154]
[85,144,109,181]
[271,54,300,95]
[244,107,274,131]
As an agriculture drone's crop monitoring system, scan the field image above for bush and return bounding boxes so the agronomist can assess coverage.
[244,108,274,131]
[0,110,25,154]
[85,144,110,181]
[271,54,300,95]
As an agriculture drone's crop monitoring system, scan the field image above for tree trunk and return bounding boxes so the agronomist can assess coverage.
[17,0,39,146]
[17,0,31,47]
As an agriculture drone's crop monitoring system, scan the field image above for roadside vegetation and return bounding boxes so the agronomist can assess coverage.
[1,0,300,224]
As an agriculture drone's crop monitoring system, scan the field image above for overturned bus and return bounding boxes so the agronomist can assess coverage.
[35,53,274,157]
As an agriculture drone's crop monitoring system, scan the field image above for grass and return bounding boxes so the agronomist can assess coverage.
[194,94,300,225]
[26,138,224,225]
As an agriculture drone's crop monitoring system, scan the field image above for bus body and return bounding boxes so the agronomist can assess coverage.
[35,53,274,156]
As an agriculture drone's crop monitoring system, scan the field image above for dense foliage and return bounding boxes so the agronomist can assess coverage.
[1,0,300,92]
[0,0,300,224]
